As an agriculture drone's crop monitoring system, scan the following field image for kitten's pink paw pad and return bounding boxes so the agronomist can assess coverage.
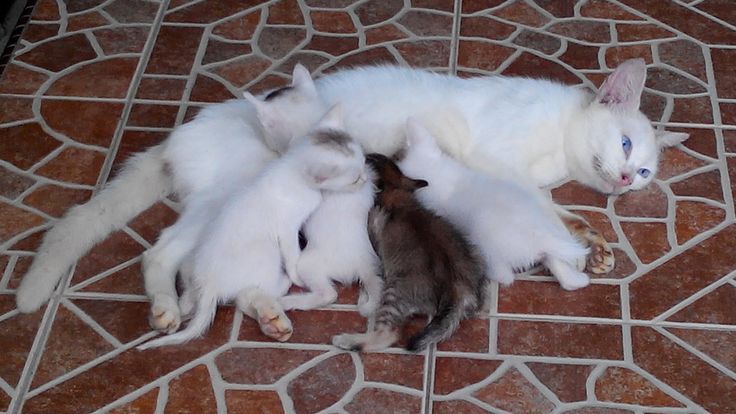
[258,312,293,342]
[587,242,614,274]
[149,300,181,334]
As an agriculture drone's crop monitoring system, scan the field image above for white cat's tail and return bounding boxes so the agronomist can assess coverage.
[16,144,172,313]
[136,287,218,349]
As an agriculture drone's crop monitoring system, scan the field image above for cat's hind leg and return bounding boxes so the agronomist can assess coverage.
[177,260,196,321]
[544,256,590,291]
[237,287,293,342]
[556,207,614,274]
[332,324,400,352]
[279,253,339,311]
[357,269,383,317]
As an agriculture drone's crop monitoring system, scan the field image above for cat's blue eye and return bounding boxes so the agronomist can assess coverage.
[622,135,632,157]
[638,168,650,178]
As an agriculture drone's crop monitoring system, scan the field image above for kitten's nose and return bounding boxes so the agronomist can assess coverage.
[619,174,632,186]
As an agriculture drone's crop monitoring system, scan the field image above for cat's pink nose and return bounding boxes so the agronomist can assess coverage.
[619,174,632,186]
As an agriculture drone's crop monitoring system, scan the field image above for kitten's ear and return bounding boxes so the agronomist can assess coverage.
[595,58,647,112]
[291,63,317,95]
[655,130,690,148]
[244,91,279,133]
[315,104,344,131]
[400,176,428,190]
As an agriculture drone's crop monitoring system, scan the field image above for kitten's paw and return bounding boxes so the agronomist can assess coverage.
[332,333,363,351]
[558,272,590,291]
[492,273,515,287]
[257,307,293,342]
[587,237,614,274]
[357,299,379,317]
[149,294,181,334]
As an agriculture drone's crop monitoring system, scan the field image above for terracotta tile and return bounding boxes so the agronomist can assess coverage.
[696,0,736,25]
[70,230,145,285]
[605,45,652,67]
[657,147,707,181]
[0,64,49,94]
[331,47,397,69]
[412,0,454,12]
[183,105,204,123]
[212,55,271,88]
[94,26,151,54]
[670,169,723,202]
[574,210,618,243]
[729,157,736,207]
[616,23,675,42]
[67,11,109,32]
[457,41,514,72]
[632,326,736,413]
[725,131,736,153]
[216,347,323,384]
[361,353,425,389]
[580,0,641,20]
[435,318,489,352]
[559,41,600,70]
[22,308,234,414]
[609,248,637,279]
[395,39,451,67]
[527,362,593,402]
[258,27,307,59]
[365,24,408,45]
[677,128,717,159]
[276,53,330,76]
[73,299,151,343]
[433,400,489,414]
[311,10,356,33]
[0,295,45,387]
[77,263,146,296]
[711,48,736,100]
[165,365,217,414]
[499,282,621,318]
[32,0,60,20]
[492,1,548,27]
[433,357,502,395]
[0,202,45,244]
[287,353,355,414]
[564,408,633,414]
[135,77,187,100]
[497,320,623,359]
[0,96,33,123]
[535,0,576,17]
[0,167,35,199]
[399,10,453,36]
[104,0,160,23]
[473,367,555,414]
[16,33,96,72]
[212,10,261,41]
[620,222,670,264]
[722,102,736,126]
[127,202,179,244]
[190,74,236,103]
[640,91,666,122]
[239,309,366,344]
[64,0,107,14]
[355,0,404,26]
[630,225,736,320]
[551,181,609,208]
[658,39,707,82]
[668,284,736,325]
[7,255,33,290]
[111,130,169,174]
[41,99,124,147]
[344,388,422,414]
[35,146,106,186]
[0,389,10,413]
[306,35,359,56]
[267,0,303,24]
[165,0,260,23]
[225,390,284,413]
[0,123,61,170]
[613,184,668,218]
[549,21,611,43]
[109,388,159,414]
[305,0,356,7]
[618,0,736,45]
[596,367,682,407]
[0,291,14,314]
[23,184,92,217]
[670,96,713,124]
[31,305,115,389]
[508,51,583,84]
[462,0,505,13]
[20,23,60,42]
[146,26,203,75]
[513,30,561,55]
[202,38,252,65]
[668,328,736,372]
[646,67,707,95]
[461,15,515,40]
[128,104,179,128]
[675,200,725,244]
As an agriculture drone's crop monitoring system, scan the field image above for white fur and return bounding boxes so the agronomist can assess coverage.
[400,120,590,290]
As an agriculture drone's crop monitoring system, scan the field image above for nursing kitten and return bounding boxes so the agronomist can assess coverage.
[400,120,590,290]
[332,154,487,352]
[138,106,366,349]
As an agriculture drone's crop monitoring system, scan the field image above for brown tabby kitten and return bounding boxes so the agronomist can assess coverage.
[332,153,487,352]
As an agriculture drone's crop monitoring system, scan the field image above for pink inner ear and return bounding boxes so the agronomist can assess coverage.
[596,59,646,112]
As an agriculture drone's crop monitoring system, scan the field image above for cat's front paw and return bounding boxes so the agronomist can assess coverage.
[558,272,590,291]
[587,234,614,274]
[149,294,181,334]
[257,307,293,342]
[332,333,363,351]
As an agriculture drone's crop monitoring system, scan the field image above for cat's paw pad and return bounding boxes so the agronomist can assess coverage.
[558,272,590,291]
[332,333,362,351]
[149,295,181,334]
[258,310,293,342]
[587,240,614,274]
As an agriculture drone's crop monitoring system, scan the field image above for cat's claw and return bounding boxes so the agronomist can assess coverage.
[148,294,181,334]
[258,309,293,342]
[587,239,614,274]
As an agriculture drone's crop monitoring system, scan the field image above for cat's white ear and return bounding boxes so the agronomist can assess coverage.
[315,104,344,131]
[655,130,690,148]
[595,58,647,113]
[291,64,317,95]
[244,91,279,134]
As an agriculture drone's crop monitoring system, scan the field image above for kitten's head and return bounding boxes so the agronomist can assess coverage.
[243,64,327,153]
[568,59,690,194]
[296,104,367,191]
[366,153,428,197]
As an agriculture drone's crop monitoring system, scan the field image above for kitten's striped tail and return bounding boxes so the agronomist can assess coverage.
[137,286,218,350]
[16,144,172,313]
[406,303,466,352]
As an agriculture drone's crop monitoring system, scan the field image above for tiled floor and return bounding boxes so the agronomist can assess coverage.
[0,0,735,413]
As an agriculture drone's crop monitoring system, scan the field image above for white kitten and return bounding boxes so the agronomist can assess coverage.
[137,106,366,349]
[400,120,590,290]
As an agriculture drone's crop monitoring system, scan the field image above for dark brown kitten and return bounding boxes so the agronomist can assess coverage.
[332,153,487,352]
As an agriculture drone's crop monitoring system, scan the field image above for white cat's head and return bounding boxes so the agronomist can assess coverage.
[243,64,327,154]
[294,104,367,192]
[567,59,689,195]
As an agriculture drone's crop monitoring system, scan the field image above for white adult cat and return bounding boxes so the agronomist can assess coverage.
[400,119,590,290]
[137,106,367,349]
[16,59,688,329]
